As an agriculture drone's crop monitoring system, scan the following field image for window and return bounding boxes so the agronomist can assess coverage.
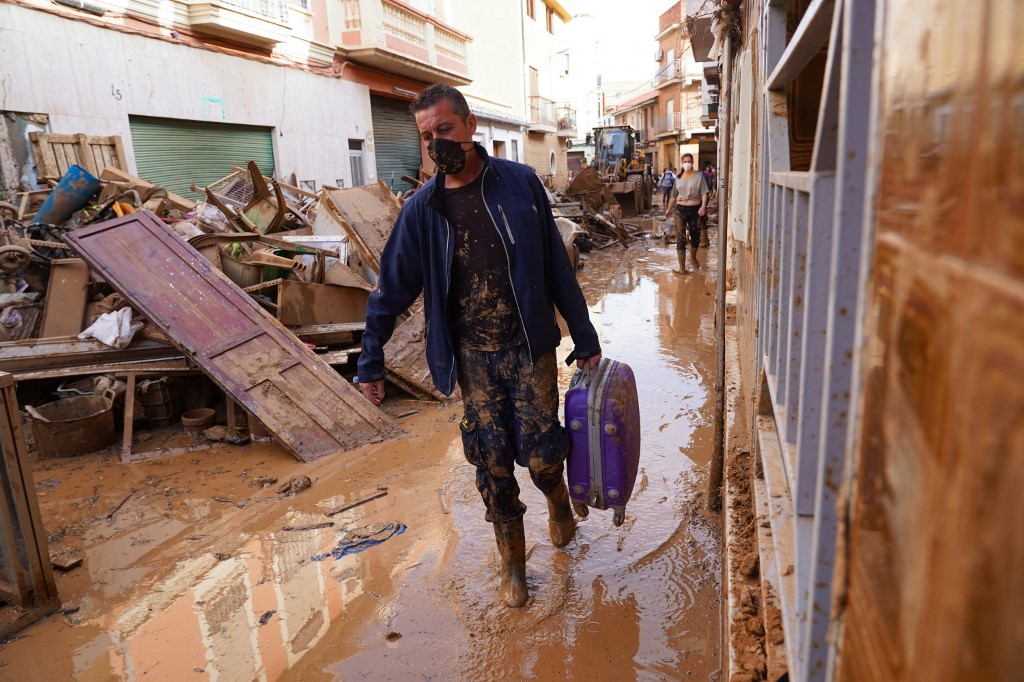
[348,139,364,187]
[510,139,519,163]
[546,6,554,33]
[492,140,506,159]
[549,150,556,175]
[526,0,534,20]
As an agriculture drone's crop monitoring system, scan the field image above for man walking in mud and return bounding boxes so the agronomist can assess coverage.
[357,84,602,608]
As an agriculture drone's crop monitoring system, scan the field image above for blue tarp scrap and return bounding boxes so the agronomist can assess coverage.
[311,521,407,562]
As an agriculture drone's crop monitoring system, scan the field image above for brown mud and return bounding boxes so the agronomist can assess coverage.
[1,237,723,680]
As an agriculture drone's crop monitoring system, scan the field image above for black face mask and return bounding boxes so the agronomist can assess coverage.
[427,138,471,175]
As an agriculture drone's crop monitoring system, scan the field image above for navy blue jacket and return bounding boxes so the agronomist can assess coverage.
[357,146,601,397]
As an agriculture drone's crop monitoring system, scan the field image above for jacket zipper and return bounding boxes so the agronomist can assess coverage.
[443,218,455,392]
[497,205,515,244]
[481,165,532,364]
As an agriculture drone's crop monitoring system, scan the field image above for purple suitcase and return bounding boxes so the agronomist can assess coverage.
[564,358,641,526]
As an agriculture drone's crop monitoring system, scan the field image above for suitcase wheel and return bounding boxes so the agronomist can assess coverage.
[612,509,625,527]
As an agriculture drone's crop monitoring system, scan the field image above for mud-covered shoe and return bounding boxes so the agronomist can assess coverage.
[545,481,577,548]
[700,228,710,247]
[493,519,528,607]
[676,249,687,274]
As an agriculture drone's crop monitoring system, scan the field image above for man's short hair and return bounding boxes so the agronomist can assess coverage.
[410,84,471,121]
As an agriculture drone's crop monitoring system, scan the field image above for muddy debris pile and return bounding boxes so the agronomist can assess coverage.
[0,142,430,463]
[548,165,664,268]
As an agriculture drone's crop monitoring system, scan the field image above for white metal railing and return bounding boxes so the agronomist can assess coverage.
[655,111,683,134]
[655,59,682,85]
[751,0,877,680]
[530,95,557,127]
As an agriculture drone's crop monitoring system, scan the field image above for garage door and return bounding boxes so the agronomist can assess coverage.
[370,95,421,192]
[129,116,275,198]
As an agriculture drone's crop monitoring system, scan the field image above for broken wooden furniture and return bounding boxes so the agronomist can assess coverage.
[28,132,128,183]
[0,372,59,638]
[65,211,399,462]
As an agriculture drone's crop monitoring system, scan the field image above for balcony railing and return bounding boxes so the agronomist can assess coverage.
[655,112,684,135]
[530,95,557,128]
[340,0,471,85]
[189,0,291,46]
[557,104,577,135]
[219,0,288,22]
[655,59,682,86]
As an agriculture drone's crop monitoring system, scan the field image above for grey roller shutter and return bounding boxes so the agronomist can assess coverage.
[370,96,421,192]
[129,116,274,198]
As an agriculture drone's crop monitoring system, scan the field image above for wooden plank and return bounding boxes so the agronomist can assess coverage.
[29,133,127,180]
[64,211,399,462]
[0,372,58,613]
[288,322,364,346]
[40,258,90,338]
[121,373,137,462]
[0,337,179,374]
[383,310,455,402]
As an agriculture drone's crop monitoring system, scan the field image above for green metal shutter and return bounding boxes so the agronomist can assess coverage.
[370,96,421,192]
[129,116,274,198]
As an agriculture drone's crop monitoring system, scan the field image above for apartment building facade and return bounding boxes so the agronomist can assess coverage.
[652,0,717,173]
[0,0,472,199]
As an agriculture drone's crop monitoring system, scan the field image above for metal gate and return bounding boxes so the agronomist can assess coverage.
[370,95,421,192]
[129,116,275,198]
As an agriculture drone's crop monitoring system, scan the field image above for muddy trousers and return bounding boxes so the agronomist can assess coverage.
[674,204,701,253]
[456,346,570,524]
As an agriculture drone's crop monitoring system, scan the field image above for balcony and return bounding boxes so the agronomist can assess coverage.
[655,112,684,137]
[556,104,577,137]
[339,0,471,86]
[654,59,682,88]
[189,0,291,47]
[529,95,557,133]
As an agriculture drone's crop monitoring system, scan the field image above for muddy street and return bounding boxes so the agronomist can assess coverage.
[1,238,722,681]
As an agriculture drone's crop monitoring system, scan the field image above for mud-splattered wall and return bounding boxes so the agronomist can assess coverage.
[839,0,1024,679]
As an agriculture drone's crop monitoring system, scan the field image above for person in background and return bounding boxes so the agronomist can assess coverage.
[357,84,602,609]
[663,153,709,273]
[659,167,676,206]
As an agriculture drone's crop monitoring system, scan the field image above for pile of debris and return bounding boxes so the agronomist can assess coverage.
[549,165,660,261]
[0,141,443,464]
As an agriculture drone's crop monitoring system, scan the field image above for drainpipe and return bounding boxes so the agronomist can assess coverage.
[708,30,732,513]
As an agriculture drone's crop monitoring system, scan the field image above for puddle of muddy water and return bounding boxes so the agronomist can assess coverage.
[0,239,722,681]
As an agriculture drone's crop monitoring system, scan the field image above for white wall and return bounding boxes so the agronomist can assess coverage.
[729,50,753,243]
[0,4,375,188]
[451,0,526,117]
[472,120,525,163]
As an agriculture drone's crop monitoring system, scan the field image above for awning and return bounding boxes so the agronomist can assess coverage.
[688,14,716,62]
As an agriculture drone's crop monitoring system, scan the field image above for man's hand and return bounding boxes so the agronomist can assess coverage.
[359,380,385,406]
[576,353,602,370]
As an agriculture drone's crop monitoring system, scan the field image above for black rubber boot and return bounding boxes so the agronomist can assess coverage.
[545,480,577,548]
[493,519,528,607]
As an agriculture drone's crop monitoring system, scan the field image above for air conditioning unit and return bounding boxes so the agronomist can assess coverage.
[655,48,664,61]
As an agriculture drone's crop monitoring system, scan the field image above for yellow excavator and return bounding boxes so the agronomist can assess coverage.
[587,126,653,217]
